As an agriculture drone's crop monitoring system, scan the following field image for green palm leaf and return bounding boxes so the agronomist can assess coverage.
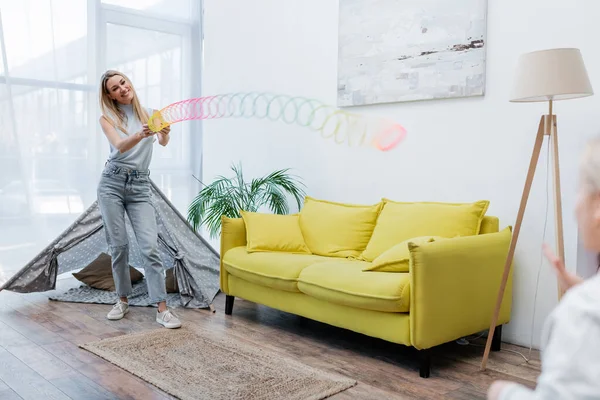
[257,182,289,215]
[187,163,305,238]
[187,175,231,231]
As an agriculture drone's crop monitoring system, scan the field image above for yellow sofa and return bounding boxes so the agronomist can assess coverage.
[219,198,513,378]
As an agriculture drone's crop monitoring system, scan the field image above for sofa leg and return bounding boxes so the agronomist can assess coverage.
[491,325,503,352]
[225,295,234,315]
[419,350,431,378]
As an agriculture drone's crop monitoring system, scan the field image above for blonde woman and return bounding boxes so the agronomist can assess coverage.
[488,138,600,399]
[97,70,181,329]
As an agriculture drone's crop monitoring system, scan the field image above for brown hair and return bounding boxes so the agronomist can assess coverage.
[99,70,149,134]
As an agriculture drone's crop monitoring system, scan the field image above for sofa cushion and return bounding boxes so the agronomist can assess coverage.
[363,236,445,273]
[360,199,489,261]
[297,260,410,313]
[223,246,330,292]
[299,196,382,258]
[240,211,310,254]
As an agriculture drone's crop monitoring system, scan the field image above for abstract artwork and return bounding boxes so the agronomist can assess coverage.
[337,0,488,106]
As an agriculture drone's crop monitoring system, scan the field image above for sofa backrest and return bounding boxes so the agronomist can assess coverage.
[480,216,499,234]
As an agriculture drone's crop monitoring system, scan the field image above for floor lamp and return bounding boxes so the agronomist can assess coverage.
[480,48,593,371]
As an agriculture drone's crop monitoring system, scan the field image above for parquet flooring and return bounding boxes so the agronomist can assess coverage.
[0,278,539,399]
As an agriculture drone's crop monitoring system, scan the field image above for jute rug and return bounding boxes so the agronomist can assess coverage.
[80,325,356,400]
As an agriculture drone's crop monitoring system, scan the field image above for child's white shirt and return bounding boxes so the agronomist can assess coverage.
[500,273,600,399]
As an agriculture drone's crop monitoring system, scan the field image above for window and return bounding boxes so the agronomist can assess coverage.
[102,0,194,21]
[0,0,202,283]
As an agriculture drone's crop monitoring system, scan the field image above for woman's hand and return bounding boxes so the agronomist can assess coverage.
[139,124,156,139]
[543,243,583,292]
[157,125,171,146]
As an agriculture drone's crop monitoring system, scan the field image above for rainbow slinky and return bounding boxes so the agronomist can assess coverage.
[147,92,406,151]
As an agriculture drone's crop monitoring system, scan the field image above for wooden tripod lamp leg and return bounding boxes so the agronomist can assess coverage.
[550,115,566,300]
[480,116,547,371]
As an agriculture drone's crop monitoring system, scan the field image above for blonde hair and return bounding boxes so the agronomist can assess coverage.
[580,137,600,193]
[99,70,149,134]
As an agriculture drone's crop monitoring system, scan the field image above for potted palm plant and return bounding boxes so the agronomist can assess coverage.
[188,163,306,238]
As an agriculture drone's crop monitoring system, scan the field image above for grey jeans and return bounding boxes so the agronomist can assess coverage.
[97,163,167,304]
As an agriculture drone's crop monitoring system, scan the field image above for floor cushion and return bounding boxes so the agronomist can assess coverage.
[72,252,144,291]
[165,268,178,293]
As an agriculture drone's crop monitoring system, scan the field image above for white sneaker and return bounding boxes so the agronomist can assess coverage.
[107,301,129,320]
[156,309,182,329]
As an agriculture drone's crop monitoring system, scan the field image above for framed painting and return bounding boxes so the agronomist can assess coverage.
[337,0,488,106]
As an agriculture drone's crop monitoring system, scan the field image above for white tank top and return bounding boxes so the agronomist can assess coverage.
[106,103,155,171]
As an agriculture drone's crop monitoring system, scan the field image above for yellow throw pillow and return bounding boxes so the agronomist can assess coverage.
[364,236,444,272]
[240,211,311,254]
[299,196,383,258]
[360,199,489,261]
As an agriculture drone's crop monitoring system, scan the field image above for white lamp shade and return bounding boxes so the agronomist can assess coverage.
[510,48,593,102]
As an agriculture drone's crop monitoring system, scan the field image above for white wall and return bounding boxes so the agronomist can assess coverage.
[201,0,600,348]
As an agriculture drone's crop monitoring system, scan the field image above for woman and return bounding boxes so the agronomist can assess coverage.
[97,70,181,329]
[488,138,600,399]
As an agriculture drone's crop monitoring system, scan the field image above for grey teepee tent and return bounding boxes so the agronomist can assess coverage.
[0,180,220,309]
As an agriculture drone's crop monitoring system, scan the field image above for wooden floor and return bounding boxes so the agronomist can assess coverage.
[0,278,540,400]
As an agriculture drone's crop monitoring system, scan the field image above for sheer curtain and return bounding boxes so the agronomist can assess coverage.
[0,0,203,285]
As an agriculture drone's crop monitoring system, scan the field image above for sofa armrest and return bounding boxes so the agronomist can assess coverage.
[480,216,499,234]
[220,216,247,293]
[409,227,513,349]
